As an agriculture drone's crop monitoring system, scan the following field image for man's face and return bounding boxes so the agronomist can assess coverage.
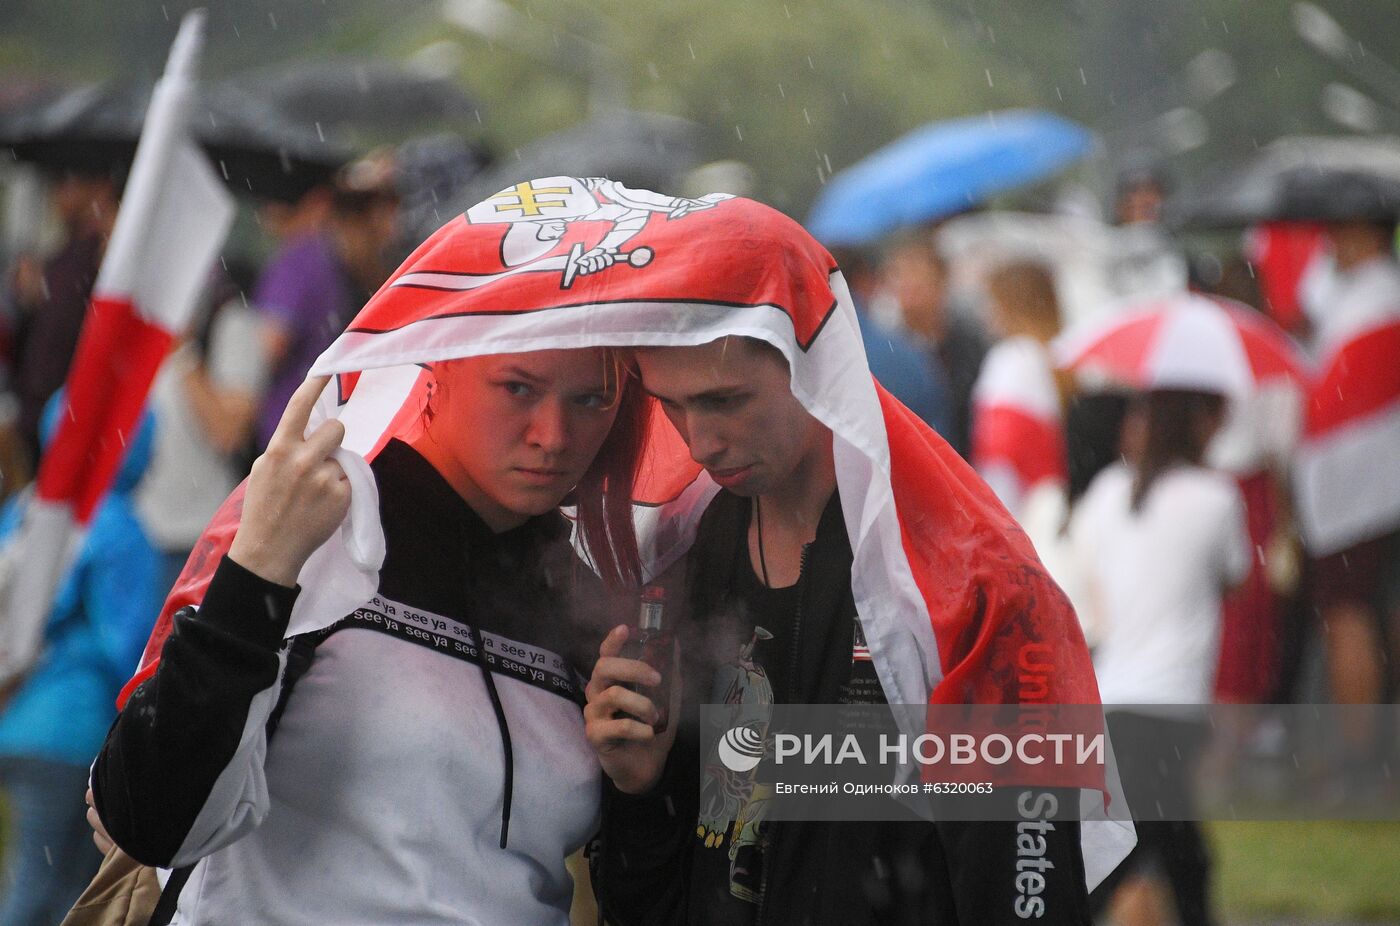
[882,244,947,338]
[635,338,828,497]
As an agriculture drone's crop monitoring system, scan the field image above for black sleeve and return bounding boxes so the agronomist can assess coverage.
[593,727,699,926]
[932,789,1090,925]
[91,555,299,867]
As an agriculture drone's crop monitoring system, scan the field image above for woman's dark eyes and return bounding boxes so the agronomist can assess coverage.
[502,381,533,397]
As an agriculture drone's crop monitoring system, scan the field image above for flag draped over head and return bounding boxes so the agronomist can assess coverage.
[122,176,1132,887]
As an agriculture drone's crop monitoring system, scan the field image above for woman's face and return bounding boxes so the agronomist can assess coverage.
[417,349,622,531]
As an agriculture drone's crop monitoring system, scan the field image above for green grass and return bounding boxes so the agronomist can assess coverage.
[1211,821,1400,921]
[1,802,1394,920]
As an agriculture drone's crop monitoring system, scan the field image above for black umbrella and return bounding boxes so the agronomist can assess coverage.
[1164,135,1400,229]
[458,109,702,209]
[0,80,350,202]
[234,60,480,131]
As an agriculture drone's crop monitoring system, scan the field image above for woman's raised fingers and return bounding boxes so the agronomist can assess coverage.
[270,375,332,447]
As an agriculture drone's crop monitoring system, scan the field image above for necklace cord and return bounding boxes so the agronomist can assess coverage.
[754,496,772,587]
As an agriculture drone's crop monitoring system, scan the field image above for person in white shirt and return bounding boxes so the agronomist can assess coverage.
[1296,220,1400,734]
[137,282,270,594]
[1072,387,1250,926]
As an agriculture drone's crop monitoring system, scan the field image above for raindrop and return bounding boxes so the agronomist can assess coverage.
[1078,68,1087,86]
[778,83,785,99]
[942,36,949,50]
[475,109,482,123]
[268,11,278,29]
[823,153,832,173]
[803,108,811,125]
[233,24,240,38]
[985,69,994,88]
[1055,86,1063,101]
[219,160,229,181]
[784,4,791,17]
[161,5,169,20]
[647,62,660,81]
[841,92,849,105]
[688,42,696,60]
[988,26,996,44]
[315,122,325,142]
[735,125,744,141]
[808,56,815,71]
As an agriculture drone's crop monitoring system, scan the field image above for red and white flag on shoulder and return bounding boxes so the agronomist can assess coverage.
[1296,315,1400,556]
[0,10,235,684]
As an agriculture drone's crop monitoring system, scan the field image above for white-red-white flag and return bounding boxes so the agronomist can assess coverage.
[1295,318,1400,555]
[0,10,235,683]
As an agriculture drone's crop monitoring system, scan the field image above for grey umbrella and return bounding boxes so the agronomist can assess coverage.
[0,80,350,202]
[235,60,481,132]
[457,109,702,209]
[1164,135,1400,229]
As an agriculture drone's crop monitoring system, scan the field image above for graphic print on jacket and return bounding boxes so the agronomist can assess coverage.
[698,624,776,903]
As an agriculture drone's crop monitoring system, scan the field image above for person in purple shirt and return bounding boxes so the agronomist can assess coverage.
[254,155,399,449]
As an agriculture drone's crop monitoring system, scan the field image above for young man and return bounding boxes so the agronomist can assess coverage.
[584,334,1104,925]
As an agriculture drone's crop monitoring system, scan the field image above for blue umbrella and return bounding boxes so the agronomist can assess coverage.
[806,110,1094,246]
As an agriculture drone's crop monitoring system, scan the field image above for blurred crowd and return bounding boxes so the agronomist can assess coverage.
[0,101,1397,924]
[0,147,411,923]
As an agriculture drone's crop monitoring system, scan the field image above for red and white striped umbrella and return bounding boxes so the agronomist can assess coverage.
[1052,292,1311,396]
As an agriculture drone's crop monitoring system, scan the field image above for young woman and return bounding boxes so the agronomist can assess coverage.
[91,349,646,924]
[970,259,1069,522]
[1071,387,1250,926]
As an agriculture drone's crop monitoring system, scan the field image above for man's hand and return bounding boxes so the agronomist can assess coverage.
[86,788,114,855]
[583,625,681,795]
[227,376,349,587]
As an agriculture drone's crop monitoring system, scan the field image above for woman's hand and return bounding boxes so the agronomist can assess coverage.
[228,377,349,587]
[583,625,681,795]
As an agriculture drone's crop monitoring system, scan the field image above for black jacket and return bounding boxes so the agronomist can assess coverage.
[594,490,1090,925]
